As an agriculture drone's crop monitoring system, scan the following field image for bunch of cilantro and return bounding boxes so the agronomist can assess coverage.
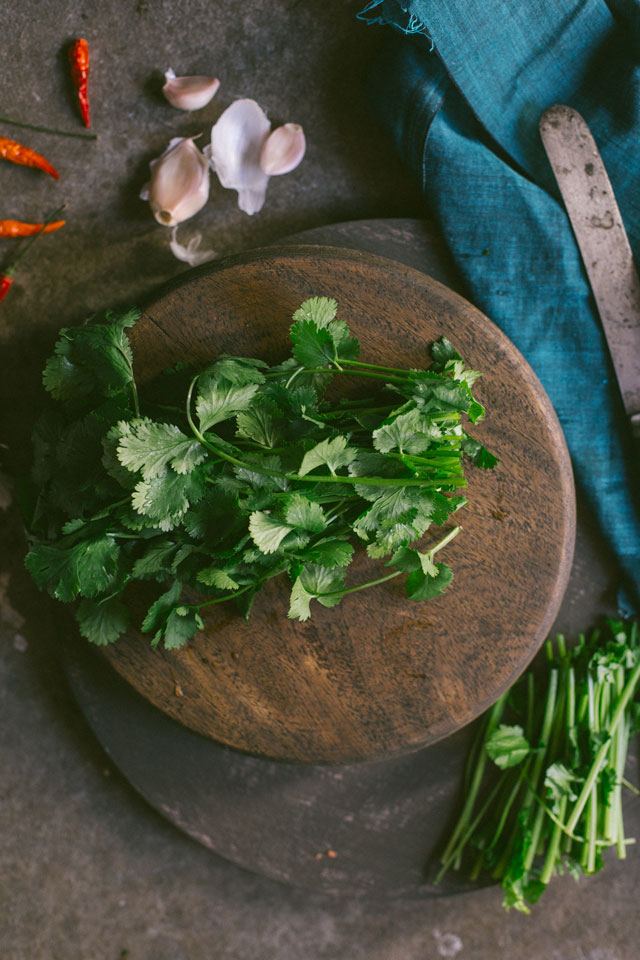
[435,619,640,913]
[24,296,497,650]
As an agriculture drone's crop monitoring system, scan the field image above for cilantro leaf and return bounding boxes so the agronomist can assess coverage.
[467,400,485,423]
[404,562,453,601]
[234,453,288,492]
[411,377,470,412]
[372,409,442,455]
[290,321,336,368]
[43,352,96,404]
[284,493,327,534]
[461,432,500,468]
[132,540,177,578]
[352,487,417,540]
[299,538,354,567]
[204,356,267,385]
[291,297,338,327]
[265,382,319,419]
[366,523,420,558]
[389,543,439,576]
[142,583,204,649]
[288,563,346,620]
[348,451,410,500]
[102,422,139,488]
[196,567,241,590]
[236,400,283,448]
[430,336,462,368]
[131,468,206,528]
[43,308,140,406]
[290,297,359,367]
[447,357,483,388]
[162,606,204,650]
[117,419,207,479]
[76,595,130,646]
[300,563,346,608]
[196,375,260,431]
[25,535,121,602]
[298,436,358,476]
[326,319,360,361]
[248,512,295,554]
[544,762,580,814]
[288,576,313,621]
[485,725,531,769]
[142,580,181,635]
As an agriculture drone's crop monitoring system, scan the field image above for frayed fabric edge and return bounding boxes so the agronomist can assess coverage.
[356,0,434,47]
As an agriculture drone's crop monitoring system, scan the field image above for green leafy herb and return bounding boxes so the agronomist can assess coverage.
[24,298,497,650]
[434,620,640,913]
[485,725,531,769]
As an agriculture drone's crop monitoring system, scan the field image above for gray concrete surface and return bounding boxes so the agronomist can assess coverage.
[2,2,639,958]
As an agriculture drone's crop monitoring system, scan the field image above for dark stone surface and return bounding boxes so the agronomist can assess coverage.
[1,2,638,957]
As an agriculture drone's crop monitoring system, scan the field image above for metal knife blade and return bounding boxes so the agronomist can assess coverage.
[539,104,640,438]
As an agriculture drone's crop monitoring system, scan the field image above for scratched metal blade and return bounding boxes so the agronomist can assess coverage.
[539,104,640,437]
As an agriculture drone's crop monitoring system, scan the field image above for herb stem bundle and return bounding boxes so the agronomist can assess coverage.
[435,620,640,913]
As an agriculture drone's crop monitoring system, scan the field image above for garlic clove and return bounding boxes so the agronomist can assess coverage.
[143,137,210,226]
[259,123,306,175]
[163,68,220,111]
[204,98,271,215]
[169,225,217,266]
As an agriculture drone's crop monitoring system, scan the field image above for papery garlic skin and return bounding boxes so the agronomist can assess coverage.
[143,137,210,227]
[205,98,271,215]
[169,225,217,266]
[162,68,220,111]
[259,123,306,176]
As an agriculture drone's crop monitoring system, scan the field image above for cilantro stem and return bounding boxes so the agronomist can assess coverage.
[437,692,509,874]
[194,562,290,610]
[195,584,253,608]
[437,776,505,882]
[621,777,640,796]
[565,655,640,835]
[268,366,409,385]
[423,525,462,558]
[518,777,617,846]
[313,404,394,420]
[340,359,418,376]
[484,765,530,860]
[523,668,558,872]
[317,568,402,599]
[114,342,140,416]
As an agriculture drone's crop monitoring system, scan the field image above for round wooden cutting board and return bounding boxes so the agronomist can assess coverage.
[96,244,575,764]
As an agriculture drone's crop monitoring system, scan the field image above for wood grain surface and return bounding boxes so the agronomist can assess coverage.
[96,244,576,764]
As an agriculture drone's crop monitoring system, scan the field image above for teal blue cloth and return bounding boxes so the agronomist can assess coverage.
[359,0,640,612]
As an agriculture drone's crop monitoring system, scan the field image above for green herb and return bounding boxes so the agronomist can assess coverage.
[434,619,640,913]
[24,297,497,650]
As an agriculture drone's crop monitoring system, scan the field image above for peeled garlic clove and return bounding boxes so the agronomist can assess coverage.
[259,123,306,175]
[162,68,220,111]
[143,137,210,226]
[204,98,271,215]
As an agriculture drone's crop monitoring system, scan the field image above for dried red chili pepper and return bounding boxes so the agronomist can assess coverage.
[0,204,65,304]
[0,219,65,238]
[0,136,59,179]
[69,38,90,127]
[0,273,13,303]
